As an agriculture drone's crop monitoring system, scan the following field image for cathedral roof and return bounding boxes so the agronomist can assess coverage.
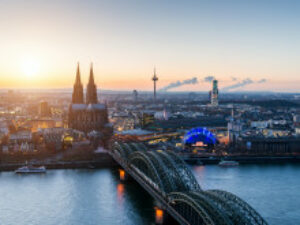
[93,104,106,110]
[71,103,106,111]
[71,104,86,110]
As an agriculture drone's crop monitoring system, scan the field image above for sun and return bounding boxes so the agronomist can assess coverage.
[21,57,40,78]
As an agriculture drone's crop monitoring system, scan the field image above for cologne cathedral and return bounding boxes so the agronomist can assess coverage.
[68,63,112,139]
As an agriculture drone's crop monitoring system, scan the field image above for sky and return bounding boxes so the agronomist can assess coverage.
[0,0,300,92]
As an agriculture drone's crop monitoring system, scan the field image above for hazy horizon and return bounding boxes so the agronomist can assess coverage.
[0,0,300,92]
[1,87,300,95]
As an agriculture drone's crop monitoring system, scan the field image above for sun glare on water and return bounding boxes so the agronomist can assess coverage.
[21,57,40,78]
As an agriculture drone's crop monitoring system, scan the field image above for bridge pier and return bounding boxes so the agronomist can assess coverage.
[154,206,179,225]
[119,168,132,181]
[155,207,164,224]
[119,169,129,181]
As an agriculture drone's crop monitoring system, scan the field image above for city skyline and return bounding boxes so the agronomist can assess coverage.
[1,2,300,225]
[0,0,300,92]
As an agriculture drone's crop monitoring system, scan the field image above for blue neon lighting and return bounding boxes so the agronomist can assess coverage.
[183,127,217,145]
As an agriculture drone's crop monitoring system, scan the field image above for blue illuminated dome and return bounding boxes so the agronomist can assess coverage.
[183,127,217,145]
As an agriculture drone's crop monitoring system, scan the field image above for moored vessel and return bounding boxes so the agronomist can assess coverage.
[218,160,239,167]
[15,165,46,174]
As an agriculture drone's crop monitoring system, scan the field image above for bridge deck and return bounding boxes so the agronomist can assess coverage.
[109,142,268,225]
[109,151,189,225]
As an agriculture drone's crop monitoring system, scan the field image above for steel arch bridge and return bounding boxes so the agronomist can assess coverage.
[110,142,268,225]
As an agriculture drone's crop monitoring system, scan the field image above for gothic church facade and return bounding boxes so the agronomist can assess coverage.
[68,63,111,136]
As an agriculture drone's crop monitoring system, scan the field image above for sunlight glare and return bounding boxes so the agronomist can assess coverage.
[21,57,40,78]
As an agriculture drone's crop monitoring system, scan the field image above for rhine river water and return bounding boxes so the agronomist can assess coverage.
[0,164,299,225]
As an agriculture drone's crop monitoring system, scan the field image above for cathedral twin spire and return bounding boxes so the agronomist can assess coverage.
[86,63,98,104]
[72,62,98,104]
[72,62,84,104]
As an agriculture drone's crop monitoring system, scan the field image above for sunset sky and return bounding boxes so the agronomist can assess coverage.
[0,0,299,92]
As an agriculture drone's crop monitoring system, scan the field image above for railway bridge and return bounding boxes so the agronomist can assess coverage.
[109,142,268,225]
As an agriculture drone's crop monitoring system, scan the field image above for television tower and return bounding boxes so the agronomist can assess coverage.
[152,67,158,101]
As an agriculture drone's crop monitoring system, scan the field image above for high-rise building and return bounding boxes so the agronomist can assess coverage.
[211,79,219,106]
[68,63,112,139]
[133,90,138,102]
[39,101,51,117]
[140,111,155,128]
[152,68,158,101]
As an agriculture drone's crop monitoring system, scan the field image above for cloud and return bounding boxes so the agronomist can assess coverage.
[231,77,237,81]
[159,77,198,92]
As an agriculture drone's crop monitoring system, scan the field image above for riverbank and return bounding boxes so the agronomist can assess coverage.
[1,151,300,171]
[0,152,118,171]
[183,155,300,165]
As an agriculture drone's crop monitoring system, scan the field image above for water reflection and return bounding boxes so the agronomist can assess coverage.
[0,169,156,225]
[191,164,300,225]
[2,165,297,225]
[111,168,156,225]
[192,165,205,184]
[119,169,126,181]
[117,183,125,204]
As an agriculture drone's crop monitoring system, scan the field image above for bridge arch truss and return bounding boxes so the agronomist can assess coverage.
[111,142,268,225]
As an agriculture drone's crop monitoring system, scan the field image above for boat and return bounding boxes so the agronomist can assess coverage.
[218,160,239,167]
[15,165,46,174]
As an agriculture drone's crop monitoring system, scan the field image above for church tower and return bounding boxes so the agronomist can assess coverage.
[86,63,98,104]
[72,62,84,104]
[68,62,112,146]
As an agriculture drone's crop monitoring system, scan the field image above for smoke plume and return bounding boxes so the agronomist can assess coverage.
[258,78,267,83]
[222,78,268,92]
[203,76,215,83]
[159,77,198,92]
[222,78,254,92]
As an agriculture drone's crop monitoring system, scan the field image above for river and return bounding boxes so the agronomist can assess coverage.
[0,164,299,225]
